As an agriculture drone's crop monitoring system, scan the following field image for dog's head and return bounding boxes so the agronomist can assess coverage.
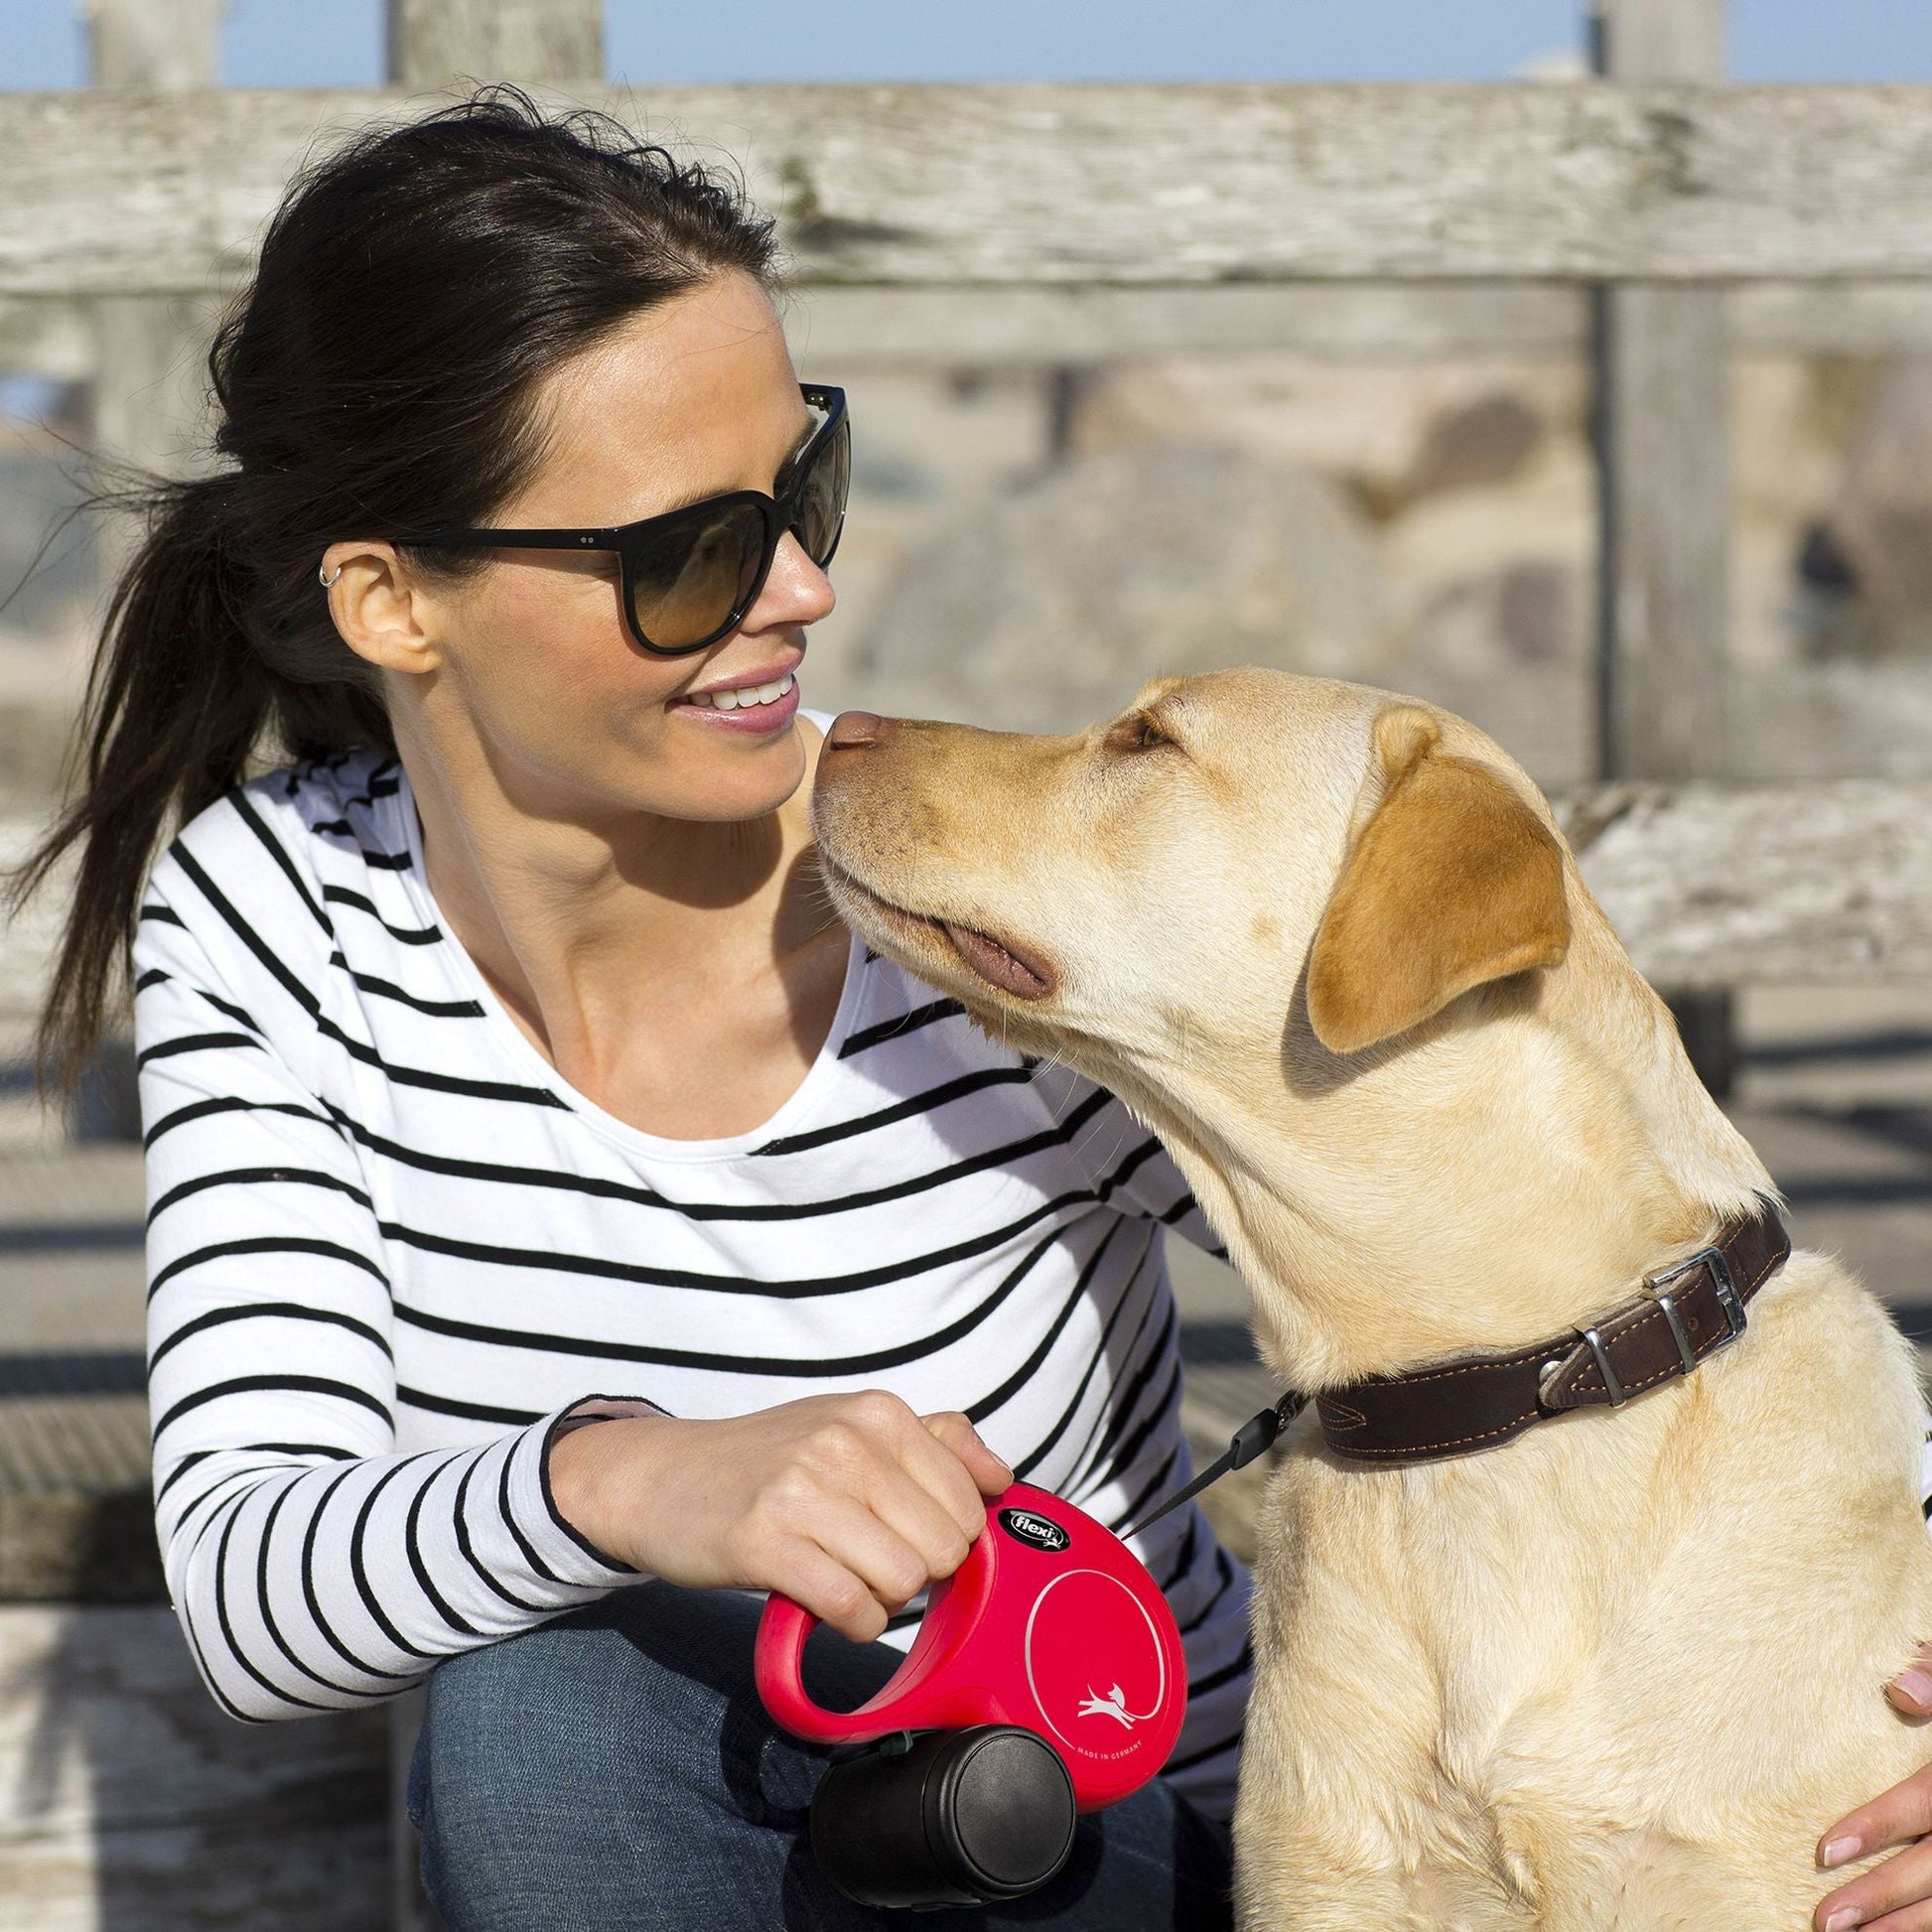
[812,668,1764,1372]
[810,667,1569,1082]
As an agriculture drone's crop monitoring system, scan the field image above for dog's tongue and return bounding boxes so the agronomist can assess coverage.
[942,922,1054,1001]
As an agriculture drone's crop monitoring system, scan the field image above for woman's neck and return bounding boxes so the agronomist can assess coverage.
[391,708,844,1120]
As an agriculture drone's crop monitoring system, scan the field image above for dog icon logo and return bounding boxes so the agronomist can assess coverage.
[1077,1683,1138,1728]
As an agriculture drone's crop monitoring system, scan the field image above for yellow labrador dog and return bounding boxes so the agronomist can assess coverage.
[809,669,1932,1929]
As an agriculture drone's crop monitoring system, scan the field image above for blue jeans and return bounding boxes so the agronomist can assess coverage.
[409,1579,1235,1931]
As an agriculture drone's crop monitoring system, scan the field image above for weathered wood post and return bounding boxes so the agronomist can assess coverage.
[387,0,603,87]
[1590,0,1737,1093]
[1590,0,1730,785]
[87,1,225,501]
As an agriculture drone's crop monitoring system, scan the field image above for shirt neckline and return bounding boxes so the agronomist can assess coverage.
[379,742,869,1167]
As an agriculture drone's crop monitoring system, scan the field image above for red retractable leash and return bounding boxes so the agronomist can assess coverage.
[755,1398,1302,1910]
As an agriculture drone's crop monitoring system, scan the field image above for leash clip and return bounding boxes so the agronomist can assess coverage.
[1121,1389,1306,1540]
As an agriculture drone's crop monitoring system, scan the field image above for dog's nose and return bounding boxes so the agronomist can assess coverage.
[825,710,897,751]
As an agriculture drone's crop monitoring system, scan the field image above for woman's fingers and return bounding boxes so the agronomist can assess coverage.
[796,1489,947,1623]
[1865,1904,1932,1932]
[1888,1644,1932,1718]
[1817,1834,1932,1932]
[761,1532,895,1644]
[860,1456,979,1582]
[919,1408,1015,1499]
[1822,1762,1932,1870]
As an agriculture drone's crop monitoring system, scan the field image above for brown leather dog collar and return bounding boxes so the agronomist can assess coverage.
[1311,1199,1792,1466]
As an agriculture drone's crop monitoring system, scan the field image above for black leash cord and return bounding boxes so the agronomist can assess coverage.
[1121,1390,1307,1541]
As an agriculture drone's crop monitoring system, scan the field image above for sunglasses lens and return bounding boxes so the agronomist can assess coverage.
[792,412,850,566]
[626,500,765,651]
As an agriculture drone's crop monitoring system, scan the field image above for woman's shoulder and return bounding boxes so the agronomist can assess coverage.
[157,745,405,891]
[142,743,411,965]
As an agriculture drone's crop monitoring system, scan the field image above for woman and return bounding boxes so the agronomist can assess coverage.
[20,89,1931,1932]
[26,92,1241,1930]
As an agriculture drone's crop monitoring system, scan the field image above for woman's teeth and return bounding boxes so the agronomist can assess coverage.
[684,671,795,711]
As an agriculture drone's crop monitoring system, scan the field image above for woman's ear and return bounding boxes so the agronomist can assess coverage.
[321,541,442,679]
[1304,706,1571,1056]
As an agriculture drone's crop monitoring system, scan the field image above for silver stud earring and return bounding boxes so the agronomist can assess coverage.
[319,561,344,588]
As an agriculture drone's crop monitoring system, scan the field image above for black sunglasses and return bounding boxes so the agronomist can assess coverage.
[393,383,849,656]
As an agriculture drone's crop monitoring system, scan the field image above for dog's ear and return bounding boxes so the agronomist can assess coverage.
[1305,706,1571,1056]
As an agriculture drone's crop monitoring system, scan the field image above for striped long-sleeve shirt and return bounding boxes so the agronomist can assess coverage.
[136,739,1254,1824]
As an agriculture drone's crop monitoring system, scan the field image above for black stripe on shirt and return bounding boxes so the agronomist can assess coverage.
[302,1465,413,1686]
[231,788,335,937]
[756,1063,1037,1157]
[839,998,965,1059]
[329,956,485,1020]
[252,1483,389,1703]
[147,1237,389,1304]
[137,1030,261,1067]
[148,1166,374,1227]
[372,1184,1096,1300]
[149,1301,393,1373]
[152,1373,391,1443]
[321,886,441,946]
[144,1095,342,1151]
[316,1083,1116,1226]
[392,1223,1067,1380]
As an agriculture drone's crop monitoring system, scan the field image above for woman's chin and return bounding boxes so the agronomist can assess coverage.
[612,721,809,824]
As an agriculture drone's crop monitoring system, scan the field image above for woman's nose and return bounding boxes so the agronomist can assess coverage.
[749,529,835,631]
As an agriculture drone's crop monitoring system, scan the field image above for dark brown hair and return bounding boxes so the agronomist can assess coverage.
[15,87,778,1090]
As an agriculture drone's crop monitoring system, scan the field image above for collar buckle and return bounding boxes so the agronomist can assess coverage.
[1646,1243,1747,1357]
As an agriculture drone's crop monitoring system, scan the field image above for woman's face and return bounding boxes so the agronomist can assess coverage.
[397,270,834,827]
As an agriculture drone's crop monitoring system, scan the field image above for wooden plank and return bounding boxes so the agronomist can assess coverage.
[17,280,1932,372]
[0,1398,160,1603]
[1592,0,1729,784]
[5,82,1932,297]
[86,0,223,89]
[784,281,1593,366]
[388,0,601,88]
[1562,780,1932,986]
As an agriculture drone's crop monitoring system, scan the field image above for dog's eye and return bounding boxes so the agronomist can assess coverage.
[1106,714,1175,755]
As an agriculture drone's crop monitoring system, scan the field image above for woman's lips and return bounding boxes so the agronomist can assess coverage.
[673,678,800,734]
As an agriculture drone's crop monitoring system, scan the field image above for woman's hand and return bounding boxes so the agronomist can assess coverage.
[1814,1646,1932,1931]
[547,1391,1014,1643]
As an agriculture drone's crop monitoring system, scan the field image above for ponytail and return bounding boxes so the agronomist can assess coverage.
[9,85,777,1093]
[15,471,390,1092]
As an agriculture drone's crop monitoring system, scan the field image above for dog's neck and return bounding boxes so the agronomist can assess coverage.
[1090,906,1775,1392]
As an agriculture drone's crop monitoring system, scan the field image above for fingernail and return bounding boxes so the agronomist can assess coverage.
[1823,1907,1863,1931]
[1820,1836,1862,1868]
[1898,1667,1932,1706]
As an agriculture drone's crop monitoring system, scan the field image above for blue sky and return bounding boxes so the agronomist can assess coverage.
[1,0,1928,88]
